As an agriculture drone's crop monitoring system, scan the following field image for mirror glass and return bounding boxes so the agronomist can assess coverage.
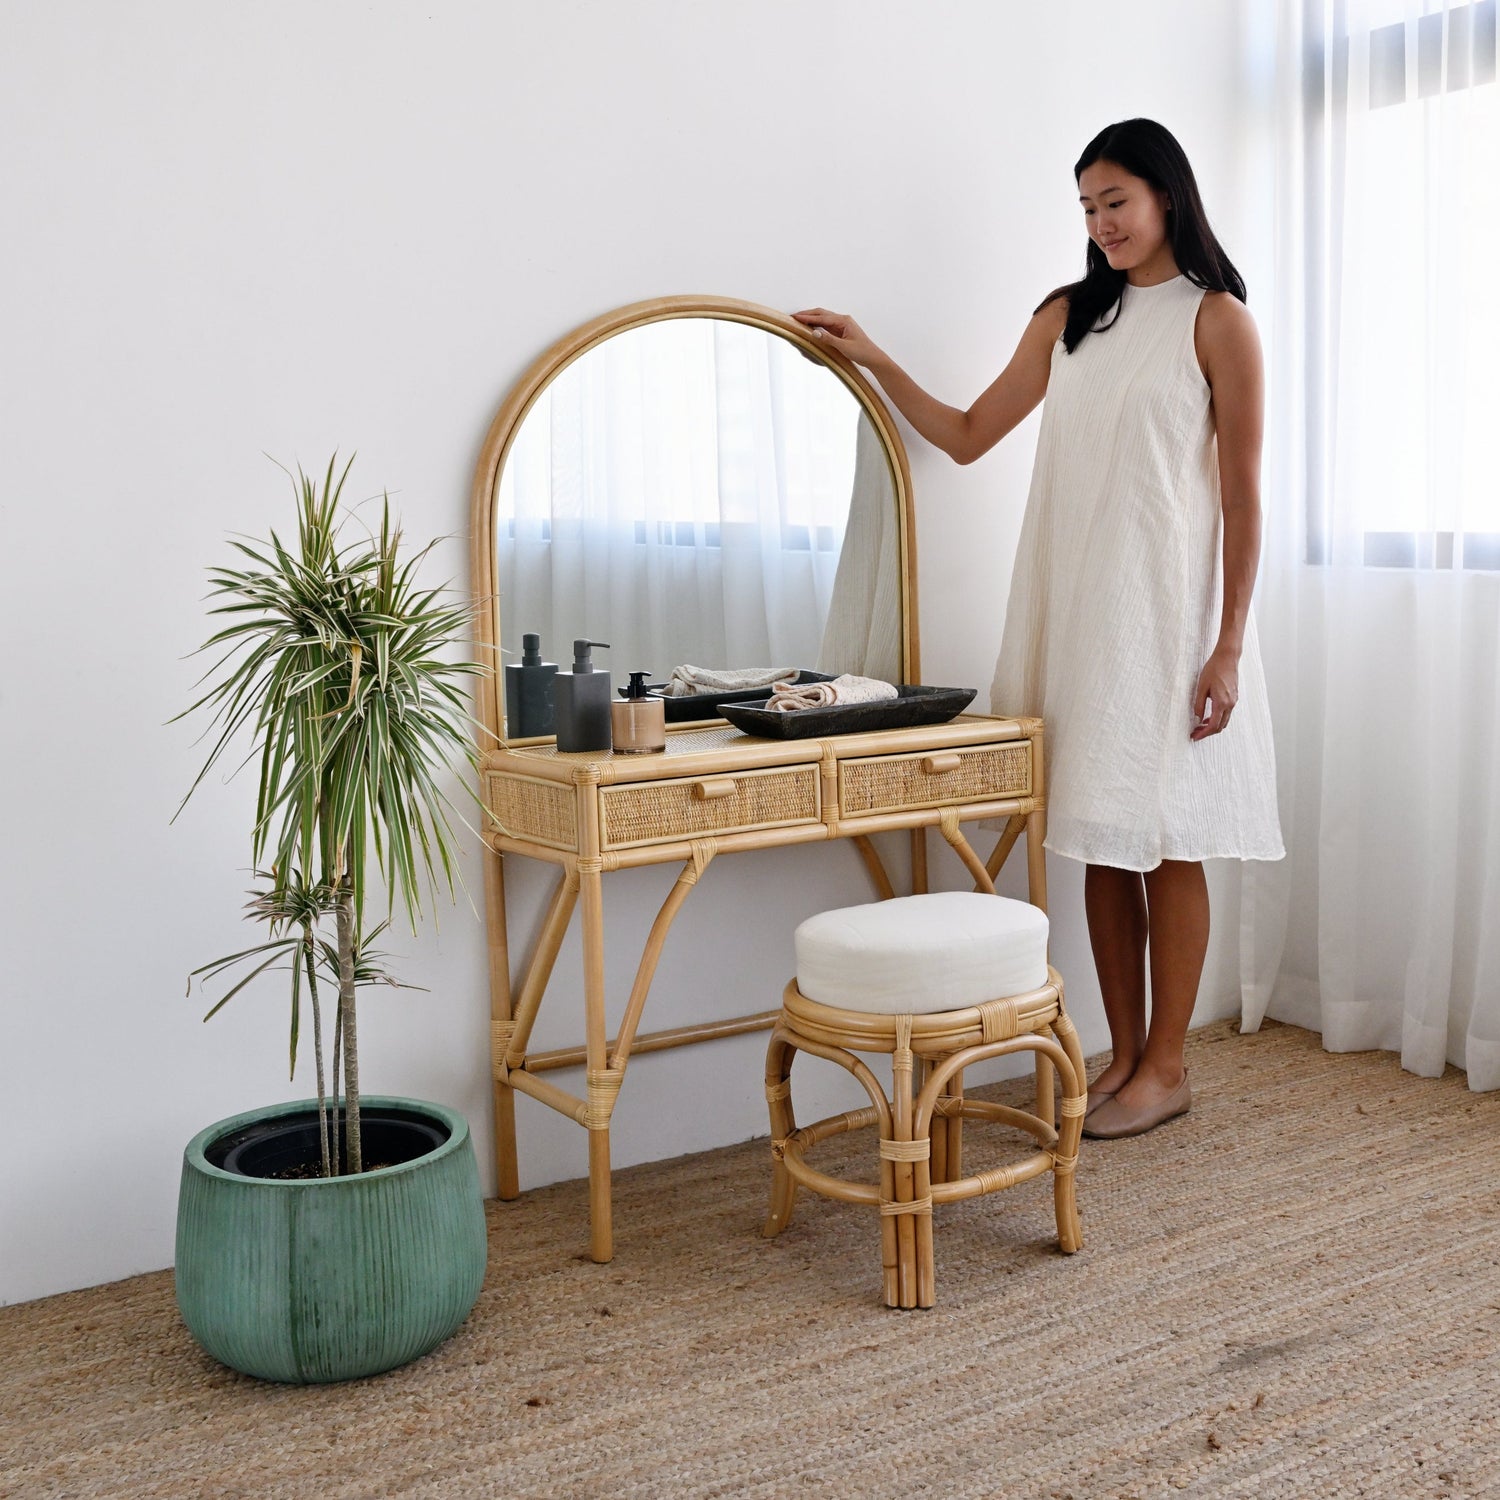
[494,316,902,721]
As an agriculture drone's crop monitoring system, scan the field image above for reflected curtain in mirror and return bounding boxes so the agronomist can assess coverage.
[496,318,875,684]
[816,411,902,681]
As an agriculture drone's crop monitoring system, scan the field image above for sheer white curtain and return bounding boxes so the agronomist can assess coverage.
[816,412,902,682]
[1242,0,1500,1087]
[497,319,856,686]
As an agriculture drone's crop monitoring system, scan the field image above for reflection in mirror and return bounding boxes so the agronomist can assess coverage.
[495,317,900,725]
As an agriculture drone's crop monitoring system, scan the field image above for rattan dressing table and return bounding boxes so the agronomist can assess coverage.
[479,717,1046,1261]
[471,295,1048,1261]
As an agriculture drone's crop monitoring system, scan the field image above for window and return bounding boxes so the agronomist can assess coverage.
[1301,0,1498,568]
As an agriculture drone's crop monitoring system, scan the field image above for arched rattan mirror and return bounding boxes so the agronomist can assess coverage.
[469,295,919,746]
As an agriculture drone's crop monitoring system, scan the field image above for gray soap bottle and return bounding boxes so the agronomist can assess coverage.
[504,632,558,739]
[552,639,612,753]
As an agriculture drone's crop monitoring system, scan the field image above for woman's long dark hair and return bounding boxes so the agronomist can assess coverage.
[1040,118,1246,353]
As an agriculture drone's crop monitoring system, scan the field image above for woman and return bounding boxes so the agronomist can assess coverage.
[796,117,1284,1140]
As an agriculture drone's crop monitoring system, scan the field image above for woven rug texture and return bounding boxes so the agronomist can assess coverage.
[2,1018,1498,1500]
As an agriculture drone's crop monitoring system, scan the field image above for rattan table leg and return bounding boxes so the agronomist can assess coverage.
[611,844,715,1069]
[1026,806,1048,913]
[484,842,520,1200]
[939,809,997,897]
[851,834,897,901]
[587,1129,613,1263]
[1029,799,1055,1138]
[580,857,613,1264]
[986,814,1027,884]
[763,1028,799,1238]
[492,1079,519,1201]
[507,870,581,1065]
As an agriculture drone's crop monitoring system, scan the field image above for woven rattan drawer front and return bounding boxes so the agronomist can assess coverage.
[839,741,1031,818]
[485,772,578,852]
[599,765,822,850]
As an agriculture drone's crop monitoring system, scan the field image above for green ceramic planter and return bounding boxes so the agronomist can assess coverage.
[175,1096,486,1383]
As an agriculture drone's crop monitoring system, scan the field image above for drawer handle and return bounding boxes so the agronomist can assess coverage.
[693,778,739,801]
[921,754,963,775]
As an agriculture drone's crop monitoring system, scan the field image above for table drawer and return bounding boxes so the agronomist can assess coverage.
[599,764,822,850]
[839,741,1031,819]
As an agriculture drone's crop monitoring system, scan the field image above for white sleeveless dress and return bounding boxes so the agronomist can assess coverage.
[990,275,1285,871]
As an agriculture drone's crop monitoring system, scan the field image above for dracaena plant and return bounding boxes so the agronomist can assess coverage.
[176,456,483,1175]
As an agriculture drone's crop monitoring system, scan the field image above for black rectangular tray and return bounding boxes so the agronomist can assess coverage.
[717,684,977,739]
[629,669,835,724]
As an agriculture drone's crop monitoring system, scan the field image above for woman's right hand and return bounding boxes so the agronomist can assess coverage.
[792,308,884,371]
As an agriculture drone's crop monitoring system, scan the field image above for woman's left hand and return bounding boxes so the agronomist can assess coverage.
[1191,647,1241,739]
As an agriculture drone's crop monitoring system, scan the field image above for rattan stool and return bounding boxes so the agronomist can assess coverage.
[763,892,1085,1309]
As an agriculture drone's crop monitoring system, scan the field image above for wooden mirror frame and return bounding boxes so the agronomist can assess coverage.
[468,294,920,746]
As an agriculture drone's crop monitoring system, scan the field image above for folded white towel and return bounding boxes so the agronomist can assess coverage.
[768,674,899,712]
[666,665,799,697]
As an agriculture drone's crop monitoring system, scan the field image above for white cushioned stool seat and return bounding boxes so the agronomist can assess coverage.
[794,891,1049,1015]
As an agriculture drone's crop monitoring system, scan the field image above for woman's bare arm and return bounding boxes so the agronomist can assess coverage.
[1190,292,1266,740]
[792,299,1068,465]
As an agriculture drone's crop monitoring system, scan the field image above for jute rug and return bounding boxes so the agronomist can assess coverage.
[4,1018,1499,1500]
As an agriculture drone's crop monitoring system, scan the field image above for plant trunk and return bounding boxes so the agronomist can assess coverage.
[336,885,361,1172]
[331,996,343,1173]
[303,940,332,1178]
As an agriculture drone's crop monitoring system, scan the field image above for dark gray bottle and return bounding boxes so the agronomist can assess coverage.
[504,633,558,739]
[552,640,612,753]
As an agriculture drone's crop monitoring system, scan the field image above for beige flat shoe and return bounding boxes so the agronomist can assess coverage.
[1081,1072,1191,1140]
[1083,1089,1116,1120]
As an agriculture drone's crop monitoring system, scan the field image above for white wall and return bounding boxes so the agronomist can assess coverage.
[0,0,1270,1305]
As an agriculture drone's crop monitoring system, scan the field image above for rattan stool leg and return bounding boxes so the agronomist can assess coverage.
[878,1125,900,1308]
[914,1137,936,1309]
[945,1069,965,1182]
[890,1016,918,1309]
[763,1028,799,1239]
[1035,1051,1056,1130]
[1051,1008,1087,1253]
[924,1058,949,1185]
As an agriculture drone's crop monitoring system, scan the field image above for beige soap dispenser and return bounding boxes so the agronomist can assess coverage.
[611,671,666,755]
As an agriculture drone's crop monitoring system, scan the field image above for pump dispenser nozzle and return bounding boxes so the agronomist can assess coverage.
[572,639,610,673]
[625,670,652,700]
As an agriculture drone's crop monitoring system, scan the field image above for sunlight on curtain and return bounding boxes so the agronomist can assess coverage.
[1243,0,1500,1088]
[496,320,858,684]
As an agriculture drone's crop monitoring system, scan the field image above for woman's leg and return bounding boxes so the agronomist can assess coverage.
[1111,858,1209,1111]
[1083,864,1149,1095]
